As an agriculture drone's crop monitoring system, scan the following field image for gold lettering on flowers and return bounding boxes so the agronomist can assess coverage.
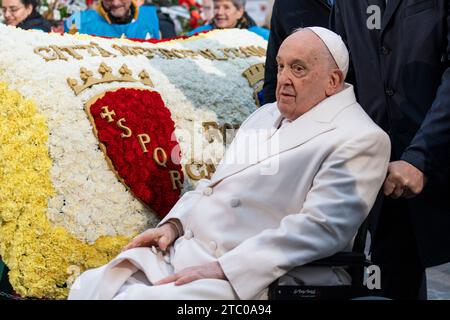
[202,121,240,145]
[49,45,69,61]
[33,47,58,61]
[153,147,168,167]
[66,63,154,96]
[86,89,183,193]
[169,170,183,190]
[94,106,180,190]
[59,46,84,60]
[34,44,266,62]
[90,42,116,57]
[199,49,228,61]
[137,134,151,153]
[100,106,116,123]
[98,108,170,164]
[116,118,132,138]
[34,43,115,61]
[184,163,216,180]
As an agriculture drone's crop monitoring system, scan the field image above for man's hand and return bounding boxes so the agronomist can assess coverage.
[154,261,226,286]
[122,222,179,252]
[383,160,427,199]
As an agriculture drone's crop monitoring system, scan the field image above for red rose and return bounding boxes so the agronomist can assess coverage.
[87,88,184,217]
[191,10,200,20]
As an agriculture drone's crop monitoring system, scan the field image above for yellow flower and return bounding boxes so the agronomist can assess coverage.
[0,82,130,299]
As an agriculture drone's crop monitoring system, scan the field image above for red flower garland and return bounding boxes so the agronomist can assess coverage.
[179,0,203,29]
[88,88,183,218]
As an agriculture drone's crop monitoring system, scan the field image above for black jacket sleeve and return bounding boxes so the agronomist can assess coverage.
[401,11,450,178]
[262,0,282,104]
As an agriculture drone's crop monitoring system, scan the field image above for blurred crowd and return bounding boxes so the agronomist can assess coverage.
[0,0,272,39]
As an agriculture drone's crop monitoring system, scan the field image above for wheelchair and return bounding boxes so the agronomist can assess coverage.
[268,218,386,300]
[0,217,386,300]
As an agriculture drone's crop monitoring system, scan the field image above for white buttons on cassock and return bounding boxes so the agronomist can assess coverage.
[209,241,217,251]
[184,229,193,239]
[203,187,213,196]
[230,198,241,207]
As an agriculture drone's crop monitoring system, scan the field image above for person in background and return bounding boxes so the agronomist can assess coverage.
[262,0,274,29]
[199,0,214,23]
[188,0,269,40]
[263,0,333,105]
[1,0,51,32]
[331,0,450,300]
[152,2,177,38]
[64,0,176,39]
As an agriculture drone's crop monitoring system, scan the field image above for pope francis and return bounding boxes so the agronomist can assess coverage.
[68,27,391,300]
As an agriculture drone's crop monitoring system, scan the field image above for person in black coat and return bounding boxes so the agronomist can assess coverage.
[154,5,177,38]
[262,0,332,104]
[2,0,51,32]
[331,0,450,299]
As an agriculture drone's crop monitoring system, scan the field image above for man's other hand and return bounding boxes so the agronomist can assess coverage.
[383,160,427,199]
[122,221,180,252]
[154,261,226,286]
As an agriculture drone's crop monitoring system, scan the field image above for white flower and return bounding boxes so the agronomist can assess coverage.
[53,9,61,21]
[0,25,266,244]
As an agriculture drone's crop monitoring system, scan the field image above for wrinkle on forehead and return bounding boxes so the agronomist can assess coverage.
[280,29,337,70]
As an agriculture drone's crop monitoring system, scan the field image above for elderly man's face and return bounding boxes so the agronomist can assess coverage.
[102,0,132,19]
[275,30,334,121]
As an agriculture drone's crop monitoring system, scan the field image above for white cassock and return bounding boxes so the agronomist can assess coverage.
[68,84,391,300]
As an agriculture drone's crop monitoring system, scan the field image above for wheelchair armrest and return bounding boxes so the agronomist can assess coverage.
[268,252,375,300]
[307,252,368,267]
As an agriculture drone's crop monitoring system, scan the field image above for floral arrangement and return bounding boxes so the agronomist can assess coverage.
[0,82,129,299]
[178,0,203,29]
[88,88,183,217]
[39,0,87,31]
[156,0,203,33]
[0,25,266,298]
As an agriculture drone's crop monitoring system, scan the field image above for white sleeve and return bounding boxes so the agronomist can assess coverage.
[157,178,211,229]
[218,131,391,299]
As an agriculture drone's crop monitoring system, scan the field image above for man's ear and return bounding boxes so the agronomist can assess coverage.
[325,69,344,96]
